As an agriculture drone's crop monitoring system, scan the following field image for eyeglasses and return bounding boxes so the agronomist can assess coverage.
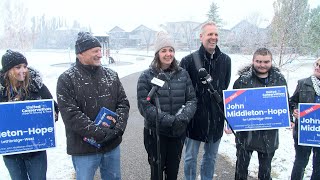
[314,63,320,68]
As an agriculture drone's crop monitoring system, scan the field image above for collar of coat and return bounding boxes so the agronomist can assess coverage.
[149,66,183,81]
[237,65,283,80]
[76,58,101,74]
[198,44,222,61]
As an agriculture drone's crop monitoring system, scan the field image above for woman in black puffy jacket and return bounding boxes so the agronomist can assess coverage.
[137,32,197,180]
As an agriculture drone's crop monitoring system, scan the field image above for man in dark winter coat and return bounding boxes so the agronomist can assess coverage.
[56,32,130,180]
[289,57,320,180]
[180,21,231,180]
[230,48,287,180]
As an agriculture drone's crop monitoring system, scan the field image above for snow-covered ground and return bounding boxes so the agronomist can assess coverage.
[0,48,316,179]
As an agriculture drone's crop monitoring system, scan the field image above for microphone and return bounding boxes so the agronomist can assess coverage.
[198,68,213,85]
[198,68,222,103]
[146,73,166,101]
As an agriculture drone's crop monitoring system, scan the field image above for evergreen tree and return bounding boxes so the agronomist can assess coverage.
[206,2,222,26]
[306,6,320,56]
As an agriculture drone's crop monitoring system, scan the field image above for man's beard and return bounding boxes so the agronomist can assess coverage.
[255,67,270,75]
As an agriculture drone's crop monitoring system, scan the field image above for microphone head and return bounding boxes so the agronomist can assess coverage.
[151,73,166,87]
[198,68,213,83]
[198,68,208,79]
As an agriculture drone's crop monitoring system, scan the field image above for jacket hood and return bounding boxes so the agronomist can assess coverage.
[237,65,282,77]
[237,65,252,76]
[29,67,43,90]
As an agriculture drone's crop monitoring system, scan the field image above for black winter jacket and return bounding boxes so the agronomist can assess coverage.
[0,67,59,157]
[180,45,231,142]
[137,67,197,137]
[56,59,130,155]
[290,77,316,140]
[233,65,287,153]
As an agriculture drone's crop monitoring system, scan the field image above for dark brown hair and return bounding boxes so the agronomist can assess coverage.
[150,51,179,72]
[252,48,273,60]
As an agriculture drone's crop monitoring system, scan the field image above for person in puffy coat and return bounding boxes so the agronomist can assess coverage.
[289,57,320,180]
[137,32,197,180]
[0,49,59,180]
[228,48,288,180]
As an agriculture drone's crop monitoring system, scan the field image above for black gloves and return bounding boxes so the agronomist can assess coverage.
[172,119,188,137]
[96,124,125,147]
[114,127,124,136]
[96,128,118,146]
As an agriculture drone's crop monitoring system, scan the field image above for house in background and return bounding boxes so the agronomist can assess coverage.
[108,26,129,49]
[108,25,156,52]
[161,21,201,51]
[227,20,268,54]
[129,25,156,51]
[106,20,269,54]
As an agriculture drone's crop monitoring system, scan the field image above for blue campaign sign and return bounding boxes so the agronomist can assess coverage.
[298,103,320,147]
[223,86,290,131]
[0,99,56,155]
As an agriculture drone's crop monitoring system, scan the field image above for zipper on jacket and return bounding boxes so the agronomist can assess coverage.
[168,81,174,115]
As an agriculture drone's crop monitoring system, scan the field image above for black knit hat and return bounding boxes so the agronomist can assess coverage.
[1,49,28,73]
[75,32,101,54]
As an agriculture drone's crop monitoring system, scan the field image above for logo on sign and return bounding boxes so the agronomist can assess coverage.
[22,105,52,115]
[262,90,286,98]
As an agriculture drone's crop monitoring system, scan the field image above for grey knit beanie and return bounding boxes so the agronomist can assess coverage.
[154,31,175,54]
[75,32,101,54]
[1,50,28,73]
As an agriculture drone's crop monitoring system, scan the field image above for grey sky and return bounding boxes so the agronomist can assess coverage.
[15,0,320,32]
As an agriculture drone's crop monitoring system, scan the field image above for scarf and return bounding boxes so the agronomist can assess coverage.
[311,75,320,96]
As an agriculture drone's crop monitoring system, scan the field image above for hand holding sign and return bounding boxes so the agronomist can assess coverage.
[101,115,116,128]
[224,123,233,134]
[293,109,299,119]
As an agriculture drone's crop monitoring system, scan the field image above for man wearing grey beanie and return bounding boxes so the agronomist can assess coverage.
[57,32,130,180]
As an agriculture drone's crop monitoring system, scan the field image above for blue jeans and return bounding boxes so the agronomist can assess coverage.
[72,145,121,180]
[3,151,47,180]
[184,137,221,180]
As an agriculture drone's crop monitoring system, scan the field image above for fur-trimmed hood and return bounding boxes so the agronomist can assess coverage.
[237,65,283,78]
[28,67,43,91]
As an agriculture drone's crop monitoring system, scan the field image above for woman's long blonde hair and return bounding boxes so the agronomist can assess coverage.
[4,69,30,101]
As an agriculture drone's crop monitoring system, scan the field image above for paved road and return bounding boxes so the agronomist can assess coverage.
[119,72,254,180]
